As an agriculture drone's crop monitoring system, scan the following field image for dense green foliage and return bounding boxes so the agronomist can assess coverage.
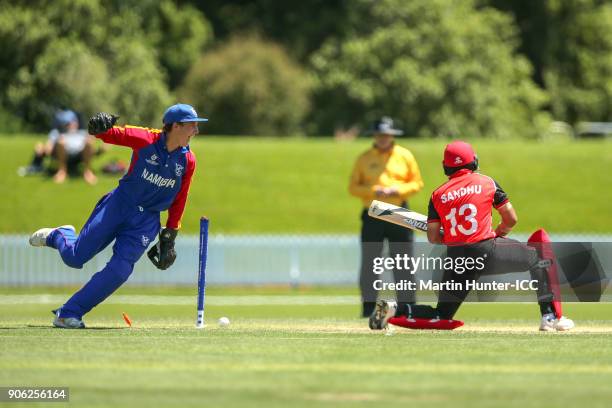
[178,36,311,136]
[142,0,213,89]
[0,0,210,128]
[1,286,611,408]
[310,0,550,138]
[191,0,356,63]
[486,0,612,125]
[2,135,611,234]
[0,0,609,135]
[543,0,612,124]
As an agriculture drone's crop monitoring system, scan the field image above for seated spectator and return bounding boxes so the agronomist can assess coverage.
[19,110,99,184]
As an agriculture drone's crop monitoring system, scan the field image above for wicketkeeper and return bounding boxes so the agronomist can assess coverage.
[369,141,574,332]
[29,104,206,328]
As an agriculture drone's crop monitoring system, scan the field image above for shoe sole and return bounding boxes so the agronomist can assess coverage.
[53,318,85,329]
[53,324,85,329]
[29,228,53,246]
[554,322,575,331]
[369,300,391,330]
[539,321,574,332]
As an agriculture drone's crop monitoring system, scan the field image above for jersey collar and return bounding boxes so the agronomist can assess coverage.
[159,132,190,155]
[448,169,474,179]
[372,141,395,154]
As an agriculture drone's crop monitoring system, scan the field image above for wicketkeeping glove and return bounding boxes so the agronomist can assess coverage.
[88,113,119,135]
[147,228,178,270]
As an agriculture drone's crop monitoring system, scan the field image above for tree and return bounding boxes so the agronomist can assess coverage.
[6,39,114,126]
[189,0,355,63]
[107,38,172,125]
[143,1,213,89]
[310,0,550,138]
[0,0,212,130]
[543,0,612,123]
[484,0,612,124]
[178,36,312,135]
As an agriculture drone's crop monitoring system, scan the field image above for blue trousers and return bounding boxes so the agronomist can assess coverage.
[48,191,160,319]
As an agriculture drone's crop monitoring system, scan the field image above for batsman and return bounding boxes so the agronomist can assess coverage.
[370,141,575,332]
[29,104,206,328]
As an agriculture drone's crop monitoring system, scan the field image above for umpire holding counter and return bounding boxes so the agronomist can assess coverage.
[349,117,424,317]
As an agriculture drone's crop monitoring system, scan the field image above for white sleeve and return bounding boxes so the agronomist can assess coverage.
[48,129,59,143]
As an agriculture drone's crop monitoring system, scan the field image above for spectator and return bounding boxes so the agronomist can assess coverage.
[19,109,99,184]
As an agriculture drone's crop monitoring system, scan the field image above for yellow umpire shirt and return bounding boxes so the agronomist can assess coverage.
[349,143,424,207]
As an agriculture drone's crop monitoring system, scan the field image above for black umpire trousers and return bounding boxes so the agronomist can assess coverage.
[406,237,555,320]
[359,202,415,317]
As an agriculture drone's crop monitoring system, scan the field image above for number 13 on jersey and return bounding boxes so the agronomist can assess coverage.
[445,203,478,237]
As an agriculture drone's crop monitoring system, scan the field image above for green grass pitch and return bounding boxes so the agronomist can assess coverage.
[2,135,612,234]
[1,286,611,408]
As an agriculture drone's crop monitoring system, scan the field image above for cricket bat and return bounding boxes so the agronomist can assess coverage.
[368,200,429,232]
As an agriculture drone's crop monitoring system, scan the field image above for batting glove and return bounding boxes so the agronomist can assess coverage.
[147,228,178,270]
[88,113,119,135]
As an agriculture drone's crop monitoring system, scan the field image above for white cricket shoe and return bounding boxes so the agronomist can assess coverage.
[52,309,85,329]
[53,316,85,329]
[29,225,75,247]
[553,316,575,331]
[369,300,397,330]
[539,314,575,332]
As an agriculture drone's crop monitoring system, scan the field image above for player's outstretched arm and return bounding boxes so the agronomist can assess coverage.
[88,113,158,149]
[88,113,119,135]
[495,202,517,237]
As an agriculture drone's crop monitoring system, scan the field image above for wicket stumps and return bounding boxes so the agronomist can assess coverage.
[196,217,209,328]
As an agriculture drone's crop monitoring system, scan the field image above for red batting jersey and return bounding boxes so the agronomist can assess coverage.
[427,169,508,245]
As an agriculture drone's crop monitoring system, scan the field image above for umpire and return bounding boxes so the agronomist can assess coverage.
[349,117,424,317]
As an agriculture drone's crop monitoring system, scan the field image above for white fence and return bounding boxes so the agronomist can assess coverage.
[1,234,610,287]
[1,235,361,286]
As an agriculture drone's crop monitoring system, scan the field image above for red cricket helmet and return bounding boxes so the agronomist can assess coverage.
[442,141,478,175]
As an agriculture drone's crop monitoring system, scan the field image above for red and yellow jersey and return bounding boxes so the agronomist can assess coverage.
[97,126,196,230]
[427,169,508,245]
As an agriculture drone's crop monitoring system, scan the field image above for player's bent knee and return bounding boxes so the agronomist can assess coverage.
[60,249,93,269]
[61,255,85,269]
[106,256,135,282]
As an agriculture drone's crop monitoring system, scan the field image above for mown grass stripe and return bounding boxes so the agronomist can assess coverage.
[0,294,359,305]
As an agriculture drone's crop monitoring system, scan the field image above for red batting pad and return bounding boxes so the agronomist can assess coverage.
[388,317,464,330]
[528,228,562,318]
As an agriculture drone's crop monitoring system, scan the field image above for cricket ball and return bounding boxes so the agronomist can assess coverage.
[218,316,230,327]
